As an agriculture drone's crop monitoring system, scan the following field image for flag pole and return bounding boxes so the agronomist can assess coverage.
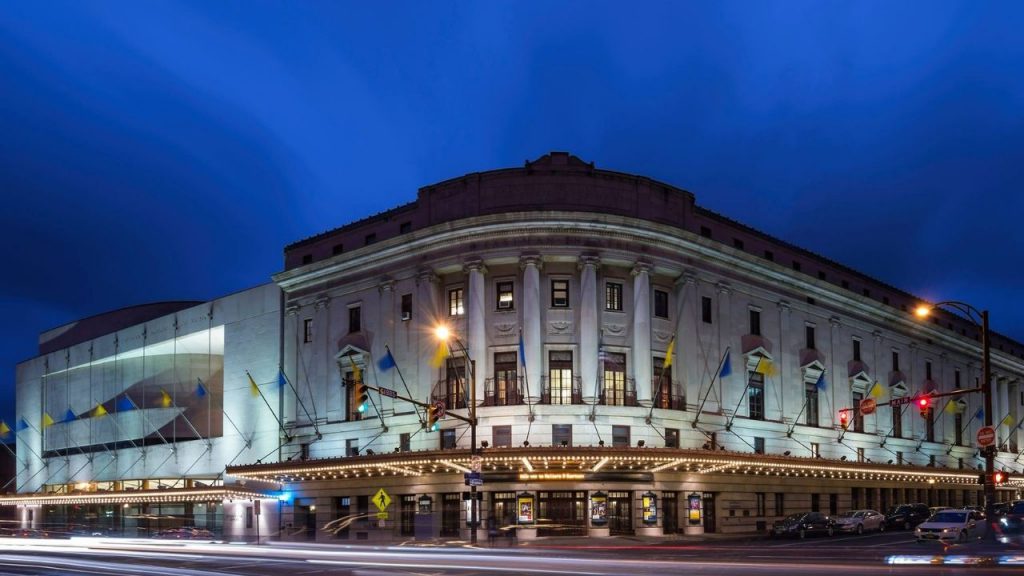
[248,371,291,442]
[383,344,426,426]
[693,346,730,428]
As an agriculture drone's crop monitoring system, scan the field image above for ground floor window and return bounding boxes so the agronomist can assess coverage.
[608,491,633,536]
[441,493,461,537]
[537,491,586,536]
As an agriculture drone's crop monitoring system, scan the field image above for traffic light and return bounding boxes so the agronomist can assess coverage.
[354,380,369,413]
[427,404,441,431]
[994,470,1010,485]
[839,409,850,429]
[917,395,932,419]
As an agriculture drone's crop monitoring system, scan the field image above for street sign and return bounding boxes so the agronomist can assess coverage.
[464,472,483,486]
[376,512,389,520]
[977,426,996,448]
[433,400,446,419]
[891,396,914,407]
[378,387,397,398]
[372,488,392,511]
[471,455,483,473]
[859,397,877,416]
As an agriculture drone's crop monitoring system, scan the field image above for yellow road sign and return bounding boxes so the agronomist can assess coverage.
[372,488,391,511]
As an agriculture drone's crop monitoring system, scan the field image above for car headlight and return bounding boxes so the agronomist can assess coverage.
[942,528,956,533]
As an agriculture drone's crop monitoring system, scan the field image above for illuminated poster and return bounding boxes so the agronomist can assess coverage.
[590,492,608,526]
[688,493,702,524]
[642,491,658,524]
[517,493,535,524]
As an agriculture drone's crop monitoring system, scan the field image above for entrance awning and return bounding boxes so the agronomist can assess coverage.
[0,486,273,506]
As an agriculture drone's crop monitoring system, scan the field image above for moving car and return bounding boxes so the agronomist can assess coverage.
[834,510,886,534]
[771,512,835,539]
[915,509,983,543]
[997,500,1024,544]
[885,503,930,530]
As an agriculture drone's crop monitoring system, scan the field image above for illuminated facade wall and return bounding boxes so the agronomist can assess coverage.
[15,283,281,494]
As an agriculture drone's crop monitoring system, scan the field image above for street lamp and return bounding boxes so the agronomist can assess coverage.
[434,325,479,545]
[914,301,995,539]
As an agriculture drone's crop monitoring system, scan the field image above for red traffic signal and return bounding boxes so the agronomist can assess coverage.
[839,409,850,429]
[917,395,932,418]
[994,470,1010,485]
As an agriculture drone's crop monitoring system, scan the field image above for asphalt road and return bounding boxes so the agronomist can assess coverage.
[0,530,1022,575]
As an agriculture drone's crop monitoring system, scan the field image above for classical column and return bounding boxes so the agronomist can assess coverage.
[777,300,793,421]
[996,376,1009,448]
[465,259,488,408]
[714,282,732,414]
[579,255,601,405]
[633,262,653,407]
[675,271,697,410]
[283,303,301,424]
[378,278,395,412]
[416,269,440,402]
[521,254,543,404]
[314,295,333,422]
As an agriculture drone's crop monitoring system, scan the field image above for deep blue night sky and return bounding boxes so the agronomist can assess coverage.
[2,2,1023,430]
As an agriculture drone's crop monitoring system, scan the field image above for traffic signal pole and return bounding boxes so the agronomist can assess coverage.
[347,380,474,425]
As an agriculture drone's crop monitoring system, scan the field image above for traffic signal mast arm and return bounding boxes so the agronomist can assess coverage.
[348,380,474,425]
[840,385,983,414]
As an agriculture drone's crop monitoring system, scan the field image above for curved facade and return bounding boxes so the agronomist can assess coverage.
[6,152,1023,541]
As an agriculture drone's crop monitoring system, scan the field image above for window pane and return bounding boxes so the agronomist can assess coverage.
[552,280,569,308]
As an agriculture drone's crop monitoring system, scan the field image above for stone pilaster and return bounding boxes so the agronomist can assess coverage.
[521,254,544,404]
[465,259,488,408]
[579,255,601,405]
[633,261,653,407]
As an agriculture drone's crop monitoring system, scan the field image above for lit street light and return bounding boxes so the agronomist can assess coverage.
[434,325,479,545]
[914,302,996,540]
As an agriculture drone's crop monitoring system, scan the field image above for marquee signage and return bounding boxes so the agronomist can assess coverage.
[482,471,655,483]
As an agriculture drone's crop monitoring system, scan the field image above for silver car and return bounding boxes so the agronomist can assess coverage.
[835,509,886,534]
[915,509,983,543]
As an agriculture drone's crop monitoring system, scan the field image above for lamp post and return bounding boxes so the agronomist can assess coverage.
[914,302,995,540]
[435,325,479,545]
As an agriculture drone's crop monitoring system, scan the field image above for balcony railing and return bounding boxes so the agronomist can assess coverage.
[540,376,583,405]
[483,377,524,407]
[652,378,685,410]
[599,377,637,407]
[430,379,467,410]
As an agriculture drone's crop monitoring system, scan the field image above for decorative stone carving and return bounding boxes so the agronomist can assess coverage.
[548,321,573,335]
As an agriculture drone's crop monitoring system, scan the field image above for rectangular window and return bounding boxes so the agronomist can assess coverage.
[303,318,313,343]
[892,350,900,372]
[492,351,518,406]
[811,494,820,512]
[399,221,412,234]
[805,325,816,350]
[764,250,774,261]
[701,296,712,324]
[653,357,675,409]
[612,425,630,448]
[926,361,933,380]
[955,413,963,445]
[829,494,838,516]
[857,447,865,463]
[332,243,344,255]
[448,288,464,316]
[552,424,572,447]
[493,425,512,448]
[302,254,312,265]
[810,443,819,458]
[602,352,628,406]
[774,493,784,516]
[955,369,961,388]
[444,357,467,409]
[605,282,623,311]
[897,451,903,465]
[665,428,679,449]
[497,281,514,310]
[749,309,761,336]
[792,261,802,272]
[346,438,359,457]
[892,404,902,438]
[364,233,376,246]
[246,506,253,529]
[853,339,861,362]
[925,407,935,443]
[805,383,819,427]
[399,433,410,452]
[852,391,864,432]
[754,436,765,454]
[654,289,669,318]
[401,293,412,321]
[755,493,766,517]
[551,279,569,308]
[748,372,765,420]
[547,350,574,405]
[348,306,361,333]
[733,238,744,250]
[700,226,712,238]
[441,429,457,450]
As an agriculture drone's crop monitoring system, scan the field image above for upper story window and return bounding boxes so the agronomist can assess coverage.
[348,306,361,333]
[853,338,861,362]
[497,281,514,310]
[605,282,623,311]
[303,318,313,343]
[401,294,412,321]
[399,221,412,234]
[700,226,712,238]
[749,309,761,336]
[733,238,744,250]
[364,233,376,246]
[654,289,669,319]
[892,350,900,372]
[701,296,713,324]
[792,261,802,272]
[302,254,313,265]
[955,369,961,388]
[448,288,464,316]
[805,324,816,350]
[551,279,569,308]
[926,361,933,380]
[764,250,774,261]
[332,243,344,255]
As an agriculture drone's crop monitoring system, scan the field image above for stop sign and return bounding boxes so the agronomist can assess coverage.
[859,397,877,416]
[977,426,996,447]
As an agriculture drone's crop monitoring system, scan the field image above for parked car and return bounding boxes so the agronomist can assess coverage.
[154,527,215,540]
[771,512,835,539]
[929,506,951,516]
[885,503,931,530]
[915,509,983,543]
[834,510,886,534]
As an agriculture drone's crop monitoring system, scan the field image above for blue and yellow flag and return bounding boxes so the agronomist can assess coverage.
[116,395,136,412]
[247,372,260,398]
[1002,414,1016,428]
[92,403,108,418]
[160,389,173,408]
[430,342,448,368]
[719,352,732,378]
[377,350,397,372]
[869,381,884,399]
[196,378,207,398]
[63,409,77,423]
[0,420,10,438]
[754,356,777,376]
[664,337,676,369]
[815,373,827,391]
[42,412,55,428]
